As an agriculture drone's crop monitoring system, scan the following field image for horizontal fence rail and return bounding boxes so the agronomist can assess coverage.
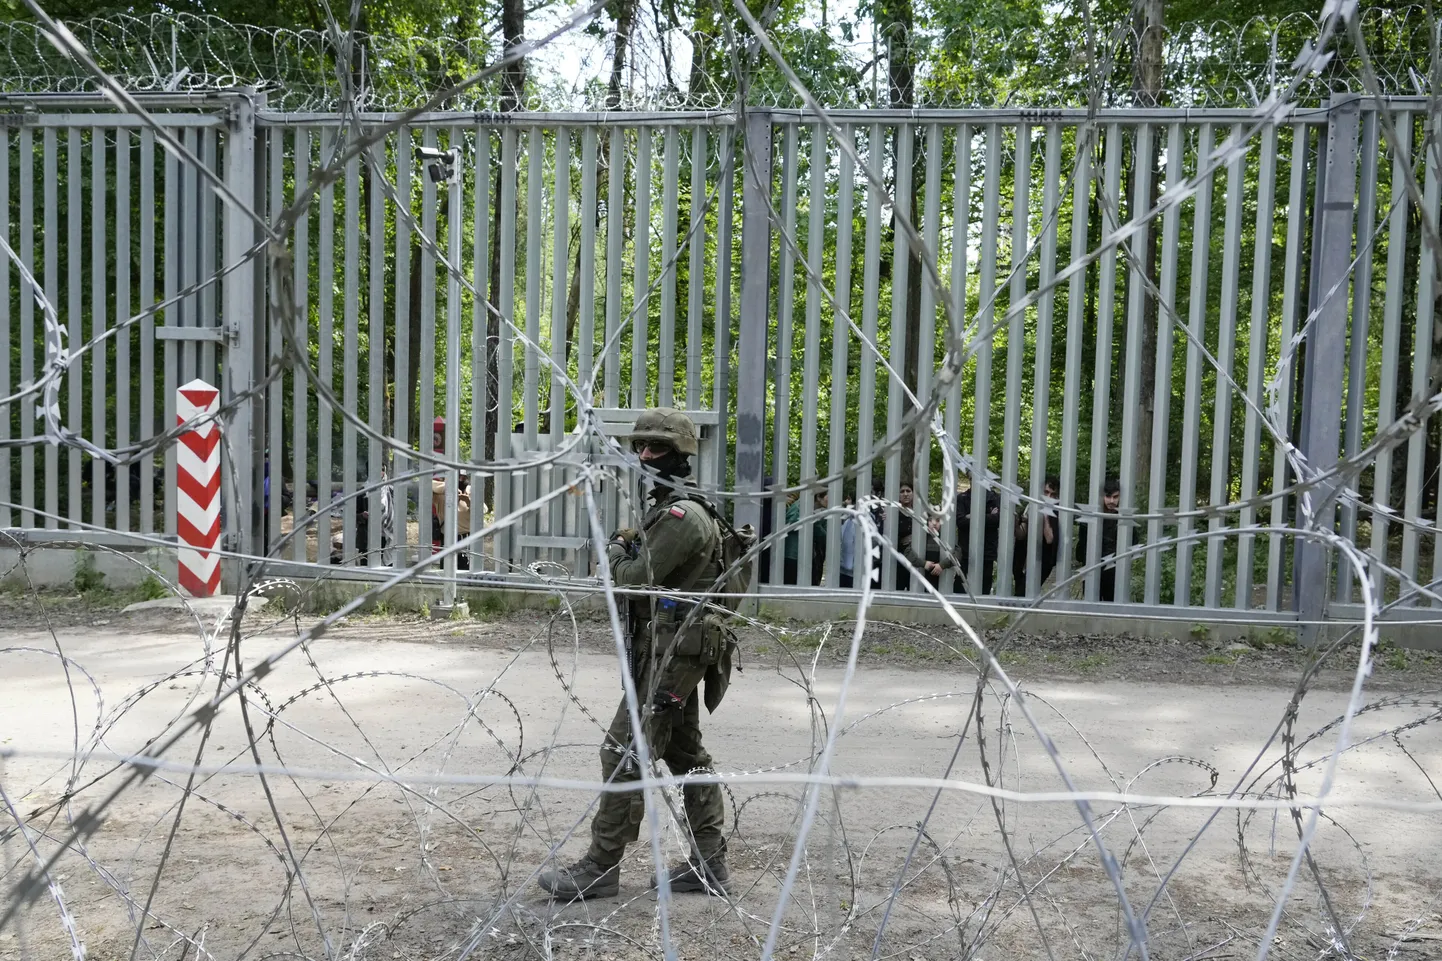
[2,95,1439,626]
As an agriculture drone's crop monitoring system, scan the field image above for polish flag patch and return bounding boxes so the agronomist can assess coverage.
[669,506,687,519]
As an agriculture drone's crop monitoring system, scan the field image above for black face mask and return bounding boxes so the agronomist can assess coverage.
[646,449,692,480]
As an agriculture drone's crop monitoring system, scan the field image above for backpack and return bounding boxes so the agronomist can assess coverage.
[678,498,756,614]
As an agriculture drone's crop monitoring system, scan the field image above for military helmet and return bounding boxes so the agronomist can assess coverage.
[628,407,699,456]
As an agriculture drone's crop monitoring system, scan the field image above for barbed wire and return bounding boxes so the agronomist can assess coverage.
[2,0,1441,959]
[0,6,1437,111]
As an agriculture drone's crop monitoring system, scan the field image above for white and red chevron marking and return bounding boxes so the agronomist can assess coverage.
[175,378,222,598]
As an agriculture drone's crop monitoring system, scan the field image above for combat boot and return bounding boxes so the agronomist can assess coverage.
[538,856,620,900]
[655,855,730,895]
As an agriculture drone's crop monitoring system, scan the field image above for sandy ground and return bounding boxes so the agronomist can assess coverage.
[2,604,1441,961]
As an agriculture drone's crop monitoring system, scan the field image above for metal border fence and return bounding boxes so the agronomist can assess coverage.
[2,91,1438,627]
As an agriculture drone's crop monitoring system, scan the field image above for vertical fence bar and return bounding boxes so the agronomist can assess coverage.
[444,126,464,591]
[882,123,912,593]
[342,147,361,561]
[1267,123,1311,610]
[67,127,83,530]
[0,129,8,530]
[771,126,797,588]
[367,140,386,561]
[472,126,492,571]
[686,126,706,410]
[631,129,652,409]
[1143,124,1182,605]
[1084,125,1123,601]
[826,127,854,589]
[1024,126,1061,598]
[943,123,972,595]
[1236,122,1279,608]
[1057,124,1091,590]
[221,95,258,567]
[19,127,34,529]
[316,127,336,565]
[1115,122,1153,603]
[91,127,107,528]
[419,128,440,560]
[996,122,1030,597]
[658,126,679,409]
[163,132,180,537]
[969,124,1001,595]
[799,123,828,585]
[601,127,623,528]
[495,128,519,565]
[1176,123,1214,606]
[44,128,59,529]
[523,127,542,447]
[267,128,285,554]
[577,126,597,402]
[1402,116,1439,603]
[139,129,155,535]
[734,112,772,538]
[292,129,310,563]
[1296,97,1358,635]
[180,130,197,382]
[857,123,884,578]
[115,131,131,533]
[520,127,543,565]
[391,128,411,564]
[1205,124,1249,608]
[914,123,942,536]
[713,128,735,490]
[201,129,218,378]
[1369,113,1410,600]
[1338,108,1378,604]
[549,128,570,565]
[605,127,624,412]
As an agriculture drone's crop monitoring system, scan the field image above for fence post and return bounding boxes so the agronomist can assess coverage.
[222,89,260,590]
[734,111,772,549]
[1295,94,1359,644]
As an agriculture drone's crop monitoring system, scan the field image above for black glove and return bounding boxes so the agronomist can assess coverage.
[651,689,686,715]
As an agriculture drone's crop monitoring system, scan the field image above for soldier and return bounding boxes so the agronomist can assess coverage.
[538,408,733,901]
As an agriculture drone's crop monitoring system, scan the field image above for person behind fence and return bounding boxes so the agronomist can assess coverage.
[426,416,474,569]
[538,407,735,901]
[1074,476,1121,602]
[1012,475,1060,595]
[903,513,959,590]
[838,492,858,588]
[894,481,916,591]
[955,476,1001,595]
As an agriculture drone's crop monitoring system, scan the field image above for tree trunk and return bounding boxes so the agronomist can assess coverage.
[607,0,637,109]
[1131,0,1164,507]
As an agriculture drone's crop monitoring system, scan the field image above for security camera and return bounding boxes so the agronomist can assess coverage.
[415,145,461,185]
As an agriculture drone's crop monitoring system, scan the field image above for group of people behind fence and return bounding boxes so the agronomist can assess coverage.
[760,474,1125,601]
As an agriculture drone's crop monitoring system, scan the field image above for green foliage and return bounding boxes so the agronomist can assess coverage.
[72,549,105,594]
[136,575,168,601]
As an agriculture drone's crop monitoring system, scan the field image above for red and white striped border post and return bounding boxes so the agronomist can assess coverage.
[176,379,222,597]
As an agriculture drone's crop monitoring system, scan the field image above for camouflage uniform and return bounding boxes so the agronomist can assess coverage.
[588,485,729,866]
[539,408,734,900]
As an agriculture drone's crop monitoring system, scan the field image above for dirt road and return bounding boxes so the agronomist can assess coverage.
[3,606,1440,960]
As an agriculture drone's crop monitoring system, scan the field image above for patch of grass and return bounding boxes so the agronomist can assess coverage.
[1203,652,1239,666]
[1253,627,1296,648]
[1189,623,1211,642]
[474,593,508,616]
[1076,653,1111,670]
[73,549,106,595]
[134,575,169,602]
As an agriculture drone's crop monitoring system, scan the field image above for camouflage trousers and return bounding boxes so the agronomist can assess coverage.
[586,649,726,866]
